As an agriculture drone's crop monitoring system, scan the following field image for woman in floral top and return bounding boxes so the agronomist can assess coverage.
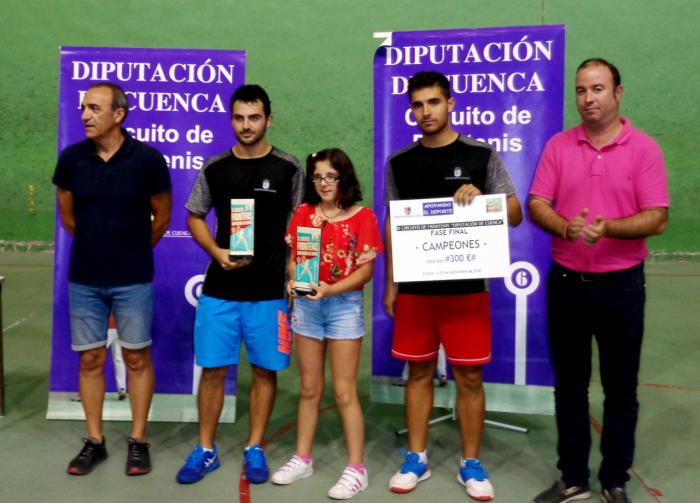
[271,148,383,499]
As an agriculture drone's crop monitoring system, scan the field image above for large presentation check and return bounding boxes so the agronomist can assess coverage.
[389,195,510,282]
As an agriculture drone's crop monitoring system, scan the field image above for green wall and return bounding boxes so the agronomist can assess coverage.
[2,0,698,253]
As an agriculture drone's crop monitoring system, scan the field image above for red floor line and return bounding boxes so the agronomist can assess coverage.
[590,379,700,392]
[590,415,666,502]
[630,467,666,503]
[261,421,297,447]
[239,394,370,502]
[238,469,251,503]
[589,414,603,434]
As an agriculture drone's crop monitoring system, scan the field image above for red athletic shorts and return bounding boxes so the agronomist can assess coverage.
[391,292,492,365]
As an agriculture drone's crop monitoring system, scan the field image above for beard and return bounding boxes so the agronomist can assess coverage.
[235,125,267,146]
[419,117,449,137]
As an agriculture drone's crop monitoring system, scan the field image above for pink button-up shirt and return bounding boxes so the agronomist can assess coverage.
[530,118,669,273]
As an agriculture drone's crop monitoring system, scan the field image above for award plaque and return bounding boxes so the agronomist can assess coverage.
[230,199,254,260]
[293,226,321,295]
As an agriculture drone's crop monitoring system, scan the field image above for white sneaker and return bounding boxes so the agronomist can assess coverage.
[327,466,368,500]
[457,459,494,501]
[270,455,313,485]
[389,452,431,493]
[463,478,494,501]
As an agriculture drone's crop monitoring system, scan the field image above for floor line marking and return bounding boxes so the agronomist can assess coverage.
[590,415,666,502]
[641,382,700,392]
[0,263,53,268]
[238,468,250,503]
[591,379,700,393]
[3,312,36,332]
[647,272,700,278]
[630,466,666,503]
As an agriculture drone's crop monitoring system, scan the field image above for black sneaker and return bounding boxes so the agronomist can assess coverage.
[533,480,591,502]
[126,437,151,476]
[67,437,108,475]
[602,487,631,503]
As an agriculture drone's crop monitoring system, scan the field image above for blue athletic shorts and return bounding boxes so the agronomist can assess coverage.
[291,290,365,340]
[68,281,153,352]
[193,294,291,370]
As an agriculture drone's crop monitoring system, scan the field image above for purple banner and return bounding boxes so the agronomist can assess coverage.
[50,47,245,419]
[372,26,565,396]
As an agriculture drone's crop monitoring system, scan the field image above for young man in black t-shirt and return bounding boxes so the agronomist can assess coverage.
[176,85,303,485]
[383,72,522,500]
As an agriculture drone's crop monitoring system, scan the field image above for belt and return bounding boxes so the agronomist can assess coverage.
[553,262,644,283]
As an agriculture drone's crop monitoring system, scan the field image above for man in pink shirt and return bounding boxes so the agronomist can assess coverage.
[529,58,669,503]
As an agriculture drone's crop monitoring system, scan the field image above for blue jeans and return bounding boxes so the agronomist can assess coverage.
[68,281,153,351]
[547,262,645,490]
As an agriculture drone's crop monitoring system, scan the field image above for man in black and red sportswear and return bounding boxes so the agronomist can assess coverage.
[383,71,522,500]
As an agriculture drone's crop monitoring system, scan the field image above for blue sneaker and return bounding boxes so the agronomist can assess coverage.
[389,451,431,493]
[244,444,269,484]
[176,444,220,484]
[457,458,494,501]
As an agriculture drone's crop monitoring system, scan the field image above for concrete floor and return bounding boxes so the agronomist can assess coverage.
[0,252,697,502]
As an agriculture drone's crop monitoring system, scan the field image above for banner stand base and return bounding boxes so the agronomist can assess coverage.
[371,376,554,415]
[47,392,237,423]
[395,410,528,436]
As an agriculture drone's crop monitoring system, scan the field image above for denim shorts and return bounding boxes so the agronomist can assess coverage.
[68,281,153,352]
[292,290,365,340]
[194,295,291,371]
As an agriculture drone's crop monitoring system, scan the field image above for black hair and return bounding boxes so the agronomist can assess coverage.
[229,84,272,116]
[407,71,451,100]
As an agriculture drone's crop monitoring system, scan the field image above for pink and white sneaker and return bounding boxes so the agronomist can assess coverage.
[327,466,368,499]
[271,455,313,485]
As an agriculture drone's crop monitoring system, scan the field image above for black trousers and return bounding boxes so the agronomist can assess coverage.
[547,261,645,490]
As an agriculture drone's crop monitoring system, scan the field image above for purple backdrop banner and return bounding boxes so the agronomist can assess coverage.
[49,47,245,420]
[372,26,565,402]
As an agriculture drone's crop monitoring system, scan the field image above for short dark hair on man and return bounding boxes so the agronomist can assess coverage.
[407,71,451,100]
[303,148,363,210]
[229,84,272,117]
[89,82,129,122]
[577,58,621,88]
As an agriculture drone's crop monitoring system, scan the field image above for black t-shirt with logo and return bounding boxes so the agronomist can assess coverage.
[186,148,304,301]
[385,135,516,296]
[52,130,171,286]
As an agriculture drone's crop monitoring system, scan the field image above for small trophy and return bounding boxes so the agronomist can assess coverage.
[230,199,254,261]
[293,226,321,295]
